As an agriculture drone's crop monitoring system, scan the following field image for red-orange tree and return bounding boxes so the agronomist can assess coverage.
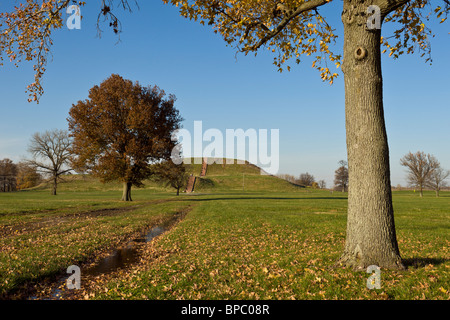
[67,74,182,201]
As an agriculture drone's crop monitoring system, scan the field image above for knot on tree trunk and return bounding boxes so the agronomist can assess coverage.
[354,46,367,60]
[343,8,355,25]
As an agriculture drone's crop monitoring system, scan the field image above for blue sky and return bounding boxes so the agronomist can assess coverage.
[0,1,449,187]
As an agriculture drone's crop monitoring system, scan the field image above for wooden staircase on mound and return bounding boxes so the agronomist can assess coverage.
[185,175,196,193]
[200,157,208,176]
[185,158,208,193]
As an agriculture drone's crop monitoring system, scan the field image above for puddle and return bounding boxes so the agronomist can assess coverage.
[83,224,167,276]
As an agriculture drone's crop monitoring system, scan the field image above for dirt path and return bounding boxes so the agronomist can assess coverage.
[0,207,135,238]
[0,199,176,238]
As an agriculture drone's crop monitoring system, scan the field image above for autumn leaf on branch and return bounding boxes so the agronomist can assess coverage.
[381,1,450,63]
[2,1,448,102]
[0,0,136,103]
[0,0,73,102]
[162,0,449,83]
[162,0,341,84]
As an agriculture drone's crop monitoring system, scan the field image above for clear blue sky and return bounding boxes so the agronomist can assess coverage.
[0,1,449,187]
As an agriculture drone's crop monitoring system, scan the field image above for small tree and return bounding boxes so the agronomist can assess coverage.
[26,129,72,195]
[152,161,190,196]
[426,166,450,197]
[334,160,349,192]
[400,151,439,197]
[318,180,326,189]
[68,74,182,201]
[298,172,315,187]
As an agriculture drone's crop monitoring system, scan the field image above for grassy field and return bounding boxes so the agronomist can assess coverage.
[0,166,448,300]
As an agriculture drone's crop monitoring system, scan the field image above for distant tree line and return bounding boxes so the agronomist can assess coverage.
[0,158,42,192]
[277,160,349,192]
[277,172,326,189]
[280,152,449,197]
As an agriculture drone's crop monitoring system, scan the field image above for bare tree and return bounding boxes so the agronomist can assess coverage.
[26,129,73,195]
[298,172,315,187]
[400,151,439,197]
[334,160,348,192]
[318,180,326,189]
[426,166,450,197]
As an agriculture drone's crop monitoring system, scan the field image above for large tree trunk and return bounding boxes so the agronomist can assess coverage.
[52,176,57,195]
[338,2,404,270]
[121,182,132,201]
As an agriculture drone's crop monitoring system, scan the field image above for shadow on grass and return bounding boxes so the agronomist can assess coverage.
[403,257,448,268]
[182,196,348,202]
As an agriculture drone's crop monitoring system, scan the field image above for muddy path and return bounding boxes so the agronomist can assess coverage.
[0,198,176,238]
[5,205,192,300]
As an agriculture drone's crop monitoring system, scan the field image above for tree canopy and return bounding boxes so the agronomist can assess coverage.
[0,1,448,102]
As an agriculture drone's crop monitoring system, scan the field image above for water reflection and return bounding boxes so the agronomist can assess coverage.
[30,221,173,300]
[84,224,168,276]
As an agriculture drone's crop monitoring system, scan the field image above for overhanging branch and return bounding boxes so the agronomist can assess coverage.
[240,0,332,52]
[375,0,412,17]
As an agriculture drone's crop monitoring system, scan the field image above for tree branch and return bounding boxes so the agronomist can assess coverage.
[241,0,331,52]
[375,0,412,17]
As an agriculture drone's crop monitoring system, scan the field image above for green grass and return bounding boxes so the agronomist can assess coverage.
[82,191,449,300]
[0,189,192,296]
[0,165,448,300]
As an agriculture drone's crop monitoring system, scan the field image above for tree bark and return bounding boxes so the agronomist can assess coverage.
[121,182,132,201]
[52,176,57,195]
[338,1,404,270]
